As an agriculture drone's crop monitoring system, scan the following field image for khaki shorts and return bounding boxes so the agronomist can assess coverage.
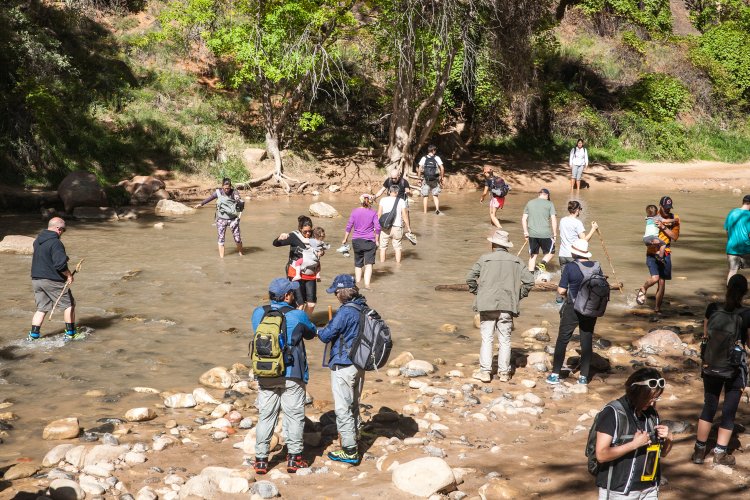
[380,226,403,250]
[33,279,74,312]
[728,254,750,272]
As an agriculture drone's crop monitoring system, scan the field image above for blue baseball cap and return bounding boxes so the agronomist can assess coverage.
[269,277,299,297]
[326,274,356,293]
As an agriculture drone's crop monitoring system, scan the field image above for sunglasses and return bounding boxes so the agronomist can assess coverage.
[632,378,666,389]
[58,227,66,233]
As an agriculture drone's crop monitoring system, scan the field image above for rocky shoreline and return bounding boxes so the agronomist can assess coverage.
[4,320,744,499]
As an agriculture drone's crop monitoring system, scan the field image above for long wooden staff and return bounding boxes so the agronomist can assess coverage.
[50,259,84,318]
[595,229,623,294]
[516,239,528,257]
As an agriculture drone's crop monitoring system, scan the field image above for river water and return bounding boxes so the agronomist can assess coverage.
[0,188,734,461]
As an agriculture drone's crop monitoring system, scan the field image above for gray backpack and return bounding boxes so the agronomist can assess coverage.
[216,189,240,219]
[342,303,393,371]
[573,261,610,318]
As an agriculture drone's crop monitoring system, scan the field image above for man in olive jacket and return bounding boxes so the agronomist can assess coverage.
[466,230,535,383]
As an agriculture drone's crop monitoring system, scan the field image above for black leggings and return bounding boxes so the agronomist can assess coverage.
[552,300,596,379]
[700,373,744,431]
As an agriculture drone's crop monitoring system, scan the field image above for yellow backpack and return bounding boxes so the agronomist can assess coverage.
[250,306,292,377]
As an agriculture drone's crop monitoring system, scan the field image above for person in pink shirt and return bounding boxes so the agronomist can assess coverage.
[341,194,380,289]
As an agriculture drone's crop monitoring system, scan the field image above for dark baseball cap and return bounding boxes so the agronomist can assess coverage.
[539,188,550,195]
[659,196,673,209]
[326,274,356,293]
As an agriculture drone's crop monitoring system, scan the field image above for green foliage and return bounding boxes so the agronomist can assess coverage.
[694,22,750,106]
[209,156,250,183]
[548,88,614,147]
[687,0,750,32]
[624,73,691,121]
[298,112,325,132]
[580,0,672,34]
[615,111,691,160]
[621,30,646,55]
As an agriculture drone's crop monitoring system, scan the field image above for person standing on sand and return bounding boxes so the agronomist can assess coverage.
[636,196,680,314]
[251,278,317,475]
[341,194,380,290]
[28,217,79,341]
[418,144,445,215]
[593,368,673,499]
[558,200,598,269]
[724,194,750,283]
[194,177,244,258]
[569,138,588,193]
[521,188,557,273]
[465,230,535,383]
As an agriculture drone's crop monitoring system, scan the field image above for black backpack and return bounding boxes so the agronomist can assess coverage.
[573,262,610,318]
[378,199,400,230]
[702,307,747,379]
[422,156,439,181]
[342,303,393,371]
[490,177,510,198]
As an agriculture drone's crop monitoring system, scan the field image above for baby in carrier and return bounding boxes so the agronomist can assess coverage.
[643,204,667,263]
[289,227,329,281]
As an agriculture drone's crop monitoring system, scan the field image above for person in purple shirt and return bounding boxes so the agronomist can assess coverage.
[341,194,380,289]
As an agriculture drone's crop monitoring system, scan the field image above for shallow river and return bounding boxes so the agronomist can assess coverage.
[0,188,734,461]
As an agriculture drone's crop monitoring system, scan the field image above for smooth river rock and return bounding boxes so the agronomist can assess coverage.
[193,387,222,404]
[4,462,39,480]
[43,444,76,467]
[125,407,157,422]
[49,478,85,500]
[633,329,684,355]
[251,480,280,498]
[43,418,80,440]
[0,235,34,255]
[199,367,234,389]
[308,202,339,218]
[57,171,108,212]
[164,393,197,408]
[392,457,456,497]
[478,479,522,499]
[155,199,195,216]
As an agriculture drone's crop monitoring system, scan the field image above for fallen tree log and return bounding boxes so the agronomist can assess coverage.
[435,281,624,292]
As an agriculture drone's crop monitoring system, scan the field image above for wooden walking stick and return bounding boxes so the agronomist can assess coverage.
[516,239,528,257]
[595,229,623,294]
[50,259,84,319]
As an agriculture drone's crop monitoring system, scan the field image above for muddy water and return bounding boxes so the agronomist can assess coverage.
[0,189,732,462]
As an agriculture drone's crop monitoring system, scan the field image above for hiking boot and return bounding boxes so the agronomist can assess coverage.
[545,373,560,385]
[578,375,588,385]
[64,330,84,341]
[691,445,706,465]
[472,370,491,383]
[286,454,308,473]
[536,262,547,272]
[713,450,736,466]
[27,332,40,341]
[328,448,360,465]
[253,457,269,475]
[498,372,510,383]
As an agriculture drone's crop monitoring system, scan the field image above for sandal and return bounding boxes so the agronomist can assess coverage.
[635,288,646,306]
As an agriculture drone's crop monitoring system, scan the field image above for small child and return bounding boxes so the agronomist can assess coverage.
[289,227,329,280]
[643,205,666,262]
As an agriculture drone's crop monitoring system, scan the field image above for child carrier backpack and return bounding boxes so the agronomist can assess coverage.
[573,262,610,317]
[216,189,241,219]
[490,177,510,198]
[422,156,439,181]
[702,307,747,379]
[250,306,293,377]
[343,303,393,371]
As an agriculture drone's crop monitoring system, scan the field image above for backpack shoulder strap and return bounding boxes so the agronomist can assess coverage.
[608,400,633,444]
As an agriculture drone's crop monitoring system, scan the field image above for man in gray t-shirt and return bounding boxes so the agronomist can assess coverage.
[521,188,557,272]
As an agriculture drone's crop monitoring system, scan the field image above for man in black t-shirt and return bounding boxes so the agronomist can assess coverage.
[374,168,411,201]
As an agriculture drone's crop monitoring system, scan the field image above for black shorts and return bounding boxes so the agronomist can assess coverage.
[297,279,317,304]
[529,237,554,255]
[352,239,377,267]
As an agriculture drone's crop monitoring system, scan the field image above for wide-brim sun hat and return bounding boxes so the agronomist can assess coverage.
[570,238,592,258]
[487,230,514,248]
[359,193,374,205]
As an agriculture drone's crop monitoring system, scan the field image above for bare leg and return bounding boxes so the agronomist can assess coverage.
[575,179,581,191]
[395,248,402,263]
[542,252,555,266]
[654,278,666,313]
[570,178,575,192]
[236,242,243,256]
[423,197,428,213]
[354,266,363,284]
[717,427,733,447]
[63,306,75,324]
[728,268,738,284]
[218,244,225,258]
[32,311,47,328]
[363,264,373,288]
[489,206,501,228]
[696,419,712,442]
[379,248,386,263]
[305,302,316,316]
[528,254,537,272]
[433,196,440,213]
[641,275,659,294]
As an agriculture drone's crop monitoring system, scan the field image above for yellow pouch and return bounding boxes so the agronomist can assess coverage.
[640,443,661,482]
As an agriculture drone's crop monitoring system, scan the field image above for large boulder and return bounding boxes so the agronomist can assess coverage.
[57,171,108,212]
[72,207,119,221]
[0,235,34,255]
[392,457,456,497]
[155,199,195,216]
[633,329,684,355]
[309,202,339,218]
[118,176,168,205]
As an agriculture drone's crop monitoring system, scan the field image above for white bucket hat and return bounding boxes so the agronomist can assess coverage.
[570,238,592,258]
[487,230,514,248]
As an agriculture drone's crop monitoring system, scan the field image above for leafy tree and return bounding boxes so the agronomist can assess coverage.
[160,0,355,191]
[685,0,750,32]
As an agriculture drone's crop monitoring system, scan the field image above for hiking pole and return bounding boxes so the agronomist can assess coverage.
[321,306,333,368]
[595,229,623,294]
[516,239,528,257]
[50,259,84,319]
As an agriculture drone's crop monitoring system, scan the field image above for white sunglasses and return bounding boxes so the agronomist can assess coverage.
[631,378,666,389]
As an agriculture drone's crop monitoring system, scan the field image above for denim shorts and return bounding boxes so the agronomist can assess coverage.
[646,253,671,280]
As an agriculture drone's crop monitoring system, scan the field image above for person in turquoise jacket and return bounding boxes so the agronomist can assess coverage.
[725,194,750,283]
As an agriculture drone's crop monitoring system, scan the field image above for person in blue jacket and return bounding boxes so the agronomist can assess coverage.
[317,274,367,464]
[250,278,317,475]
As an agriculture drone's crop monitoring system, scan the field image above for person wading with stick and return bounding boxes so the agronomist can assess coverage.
[28,217,80,341]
